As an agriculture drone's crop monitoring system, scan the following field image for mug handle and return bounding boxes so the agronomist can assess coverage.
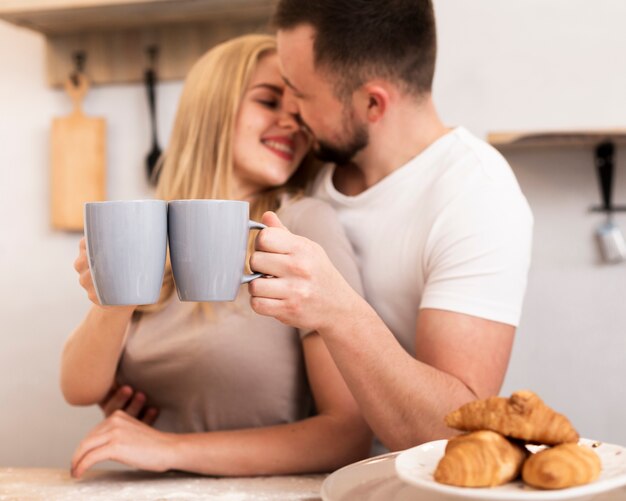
[241,220,266,284]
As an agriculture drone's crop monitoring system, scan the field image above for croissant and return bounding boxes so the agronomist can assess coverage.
[522,443,601,489]
[445,390,579,445]
[434,430,528,487]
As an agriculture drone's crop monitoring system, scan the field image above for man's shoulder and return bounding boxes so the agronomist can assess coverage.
[446,127,513,179]
[423,128,532,224]
[414,128,521,207]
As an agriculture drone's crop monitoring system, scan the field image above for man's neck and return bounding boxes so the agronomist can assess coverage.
[333,96,449,196]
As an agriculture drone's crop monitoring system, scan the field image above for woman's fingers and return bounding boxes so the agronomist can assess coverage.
[71,413,170,477]
[71,440,116,478]
[71,411,137,476]
[70,430,111,476]
[74,239,89,272]
[78,269,93,289]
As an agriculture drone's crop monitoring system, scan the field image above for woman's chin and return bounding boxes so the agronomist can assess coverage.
[262,168,297,188]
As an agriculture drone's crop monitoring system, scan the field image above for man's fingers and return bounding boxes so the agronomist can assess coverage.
[142,407,159,426]
[254,226,297,254]
[249,297,286,320]
[248,276,290,300]
[261,211,288,230]
[100,386,133,417]
[124,392,147,418]
[249,251,292,278]
[79,238,86,251]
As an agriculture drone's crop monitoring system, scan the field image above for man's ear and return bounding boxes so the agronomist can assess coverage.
[357,81,389,123]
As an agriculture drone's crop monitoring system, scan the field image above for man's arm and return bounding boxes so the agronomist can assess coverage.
[317,302,514,450]
[249,212,515,450]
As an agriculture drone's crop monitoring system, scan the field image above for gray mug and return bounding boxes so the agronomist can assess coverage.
[168,200,265,302]
[84,200,168,306]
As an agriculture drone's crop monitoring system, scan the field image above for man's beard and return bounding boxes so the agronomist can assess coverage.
[309,114,369,165]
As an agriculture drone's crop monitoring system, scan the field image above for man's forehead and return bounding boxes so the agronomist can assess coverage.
[277,25,318,89]
[277,25,315,63]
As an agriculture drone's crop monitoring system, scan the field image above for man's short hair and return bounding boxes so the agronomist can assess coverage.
[273,0,437,100]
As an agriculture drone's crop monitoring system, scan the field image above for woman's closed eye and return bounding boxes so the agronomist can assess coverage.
[257,99,279,110]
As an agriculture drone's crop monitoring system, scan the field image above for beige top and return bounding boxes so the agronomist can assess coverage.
[117,197,363,434]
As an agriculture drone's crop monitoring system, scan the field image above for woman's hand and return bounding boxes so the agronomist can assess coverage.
[74,238,100,306]
[74,238,136,313]
[70,411,176,478]
[61,240,138,406]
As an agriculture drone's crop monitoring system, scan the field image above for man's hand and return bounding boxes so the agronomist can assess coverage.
[70,411,176,478]
[99,385,159,424]
[248,212,360,331]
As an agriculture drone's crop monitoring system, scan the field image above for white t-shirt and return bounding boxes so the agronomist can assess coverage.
[311,127,533,355]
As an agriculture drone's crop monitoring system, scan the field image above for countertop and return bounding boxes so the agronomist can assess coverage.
[0,468,326,500]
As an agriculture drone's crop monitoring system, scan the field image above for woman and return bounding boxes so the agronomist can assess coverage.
[60,34,371,478]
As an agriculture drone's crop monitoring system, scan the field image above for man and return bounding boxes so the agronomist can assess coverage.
[248,0,533,451]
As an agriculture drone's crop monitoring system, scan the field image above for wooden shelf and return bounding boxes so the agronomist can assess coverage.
[488,129,626,149]
[0,0,275,34]
[0,0,275,86]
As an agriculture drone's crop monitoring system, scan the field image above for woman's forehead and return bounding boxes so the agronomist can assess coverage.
[248,53,284,89]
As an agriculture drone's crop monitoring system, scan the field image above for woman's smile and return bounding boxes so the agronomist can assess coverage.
[261,136,295,161]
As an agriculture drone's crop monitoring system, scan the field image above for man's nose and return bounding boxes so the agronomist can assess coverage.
[278,101,300,130]
[277,108,301,131]
[282,87,299,115]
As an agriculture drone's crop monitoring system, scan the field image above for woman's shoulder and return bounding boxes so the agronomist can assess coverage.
[275,195,357,262]
[277,195,339,233]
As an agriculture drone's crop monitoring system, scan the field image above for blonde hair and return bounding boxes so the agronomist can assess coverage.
[139,34,316,314]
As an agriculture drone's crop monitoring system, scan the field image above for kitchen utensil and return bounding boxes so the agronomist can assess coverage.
[168,200,266,302]
[84,200,167,306]
[50,72,106,231]
[145,46,162,185]
[595,141,626,263]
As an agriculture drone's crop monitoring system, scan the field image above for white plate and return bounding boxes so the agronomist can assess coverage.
[321,452,423,501]
[395,438,626,501]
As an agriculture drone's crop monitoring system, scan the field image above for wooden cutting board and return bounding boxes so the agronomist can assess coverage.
[51,73,106,231]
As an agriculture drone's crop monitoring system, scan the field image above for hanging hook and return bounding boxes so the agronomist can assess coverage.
[146,45,159,71]
[595,141,616,214]
[590,140,626,213]
[70,51,87,87]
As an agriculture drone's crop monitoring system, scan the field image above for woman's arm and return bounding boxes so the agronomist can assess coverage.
[70,332,372,477]
[60,238,136,406]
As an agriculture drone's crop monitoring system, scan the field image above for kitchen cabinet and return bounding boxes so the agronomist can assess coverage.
[488,129,626,149]
[0,0,275,85]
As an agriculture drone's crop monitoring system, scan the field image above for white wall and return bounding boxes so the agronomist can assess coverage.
[1,0,625,467]
[0,20,182,467]
[432,0,626,444]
